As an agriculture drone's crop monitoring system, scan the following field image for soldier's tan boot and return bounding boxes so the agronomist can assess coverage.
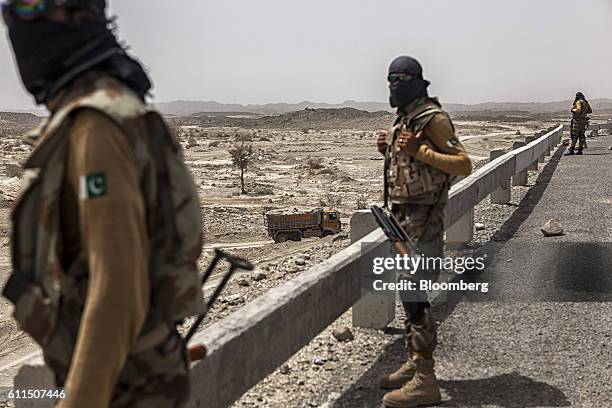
[379,359,416,389]
[383,358,441,408]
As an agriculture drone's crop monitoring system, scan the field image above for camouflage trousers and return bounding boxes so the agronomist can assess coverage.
[570,118,588,149]
[43,301,190,408]
[391,202,445,354]
[109,329,190,408]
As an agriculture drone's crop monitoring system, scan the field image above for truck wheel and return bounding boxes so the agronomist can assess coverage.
[322,230,334,237]
[274,233,288,243]
[289,231,302,242]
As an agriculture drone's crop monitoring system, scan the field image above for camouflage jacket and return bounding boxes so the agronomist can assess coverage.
[572,99,592,122]
[3,75,203,384]
[385,98,452,204]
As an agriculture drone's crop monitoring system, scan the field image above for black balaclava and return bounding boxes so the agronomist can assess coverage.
[575,92,585,102]
[388,56,430,110]
[5,3,151,105]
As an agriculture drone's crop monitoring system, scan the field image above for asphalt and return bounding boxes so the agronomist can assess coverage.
[327,134,611,408]
[464,133,612,302]
[432,133,612,407]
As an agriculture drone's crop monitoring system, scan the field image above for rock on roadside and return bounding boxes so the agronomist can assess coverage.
[332,327,354,342]
[541,218,564,237]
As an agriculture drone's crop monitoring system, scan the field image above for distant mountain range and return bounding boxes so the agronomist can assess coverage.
[154,100,393,116]
[155,98,612,116]
[4,98,612,118]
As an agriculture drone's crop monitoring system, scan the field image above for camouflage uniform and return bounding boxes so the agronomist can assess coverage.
[384,97,470,355]
[569,97,592,153]
[3,74,203,407]
[392,198,444,354]
[380,56,472,408]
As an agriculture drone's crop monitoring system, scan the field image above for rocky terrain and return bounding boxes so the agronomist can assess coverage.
[226,151,564,408]
[0,106,607,406]
[155,98,612,117]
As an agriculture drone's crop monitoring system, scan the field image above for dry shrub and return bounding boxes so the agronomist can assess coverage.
[5,164,22,178]
[355,194,369,210]
[306,157,324,175]
[319,192,342,208]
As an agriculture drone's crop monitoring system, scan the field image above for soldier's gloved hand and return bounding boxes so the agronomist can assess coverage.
[377,132,388,155]
[397,130,422,156]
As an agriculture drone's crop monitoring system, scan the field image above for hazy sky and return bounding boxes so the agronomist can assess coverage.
[1,0,612,109]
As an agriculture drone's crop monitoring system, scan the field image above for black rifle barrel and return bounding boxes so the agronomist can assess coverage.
[371,205,398,241]
[185,249,254,344]
[370,205,419,255]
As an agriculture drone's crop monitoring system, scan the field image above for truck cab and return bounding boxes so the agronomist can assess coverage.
[320,211,341,235]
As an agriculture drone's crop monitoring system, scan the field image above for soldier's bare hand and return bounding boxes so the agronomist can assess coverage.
[397,130,421,156]
[377,132,388,155]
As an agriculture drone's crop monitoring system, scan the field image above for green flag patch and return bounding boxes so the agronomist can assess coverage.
[80,173,107,200]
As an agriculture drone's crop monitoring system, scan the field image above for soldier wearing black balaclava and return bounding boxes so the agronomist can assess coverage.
[376,56,472,408]
[566,91,592,155]
[2,2,204,407]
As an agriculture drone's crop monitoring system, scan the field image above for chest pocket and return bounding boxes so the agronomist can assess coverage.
[386,111,450,201]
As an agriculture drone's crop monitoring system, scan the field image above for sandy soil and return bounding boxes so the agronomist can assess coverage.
[0,108,584,387]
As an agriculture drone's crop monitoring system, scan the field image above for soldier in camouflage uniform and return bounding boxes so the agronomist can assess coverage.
[565,92,592,155]
[2,1,203,407]
[376,56,472,407]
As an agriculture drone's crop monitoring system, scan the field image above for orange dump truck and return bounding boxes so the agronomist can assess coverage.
[265,209,342,242]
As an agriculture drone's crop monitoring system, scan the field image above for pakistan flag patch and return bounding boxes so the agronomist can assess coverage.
[80,173,107,200]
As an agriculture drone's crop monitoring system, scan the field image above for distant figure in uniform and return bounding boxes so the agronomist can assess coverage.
[376,56,472,407]
[566,91,592,155]
[2,1,204,407]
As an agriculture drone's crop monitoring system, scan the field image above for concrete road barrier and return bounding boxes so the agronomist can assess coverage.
[490,149,511,204]
[512,141,528,186]
[188,228,386,408]
[351,210,395,329]
[7,125,569,408]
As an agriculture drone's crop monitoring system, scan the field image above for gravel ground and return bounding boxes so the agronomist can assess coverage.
[1,114,607,407]
[182,234,352,334]
[230,301,611,408]
[230,146,610,408]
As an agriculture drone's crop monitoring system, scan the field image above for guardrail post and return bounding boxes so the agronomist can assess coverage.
[512,141,528,186]
[350,210,395,329]
[550,133,556,151]
[525,136,538,171]
[490,149,511,204]
[535,132,546,162]
[445,207,474,249]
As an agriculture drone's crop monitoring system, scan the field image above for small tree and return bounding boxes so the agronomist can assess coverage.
[306,157,324,175]
[355,194,369,210]
[229,142,254,194]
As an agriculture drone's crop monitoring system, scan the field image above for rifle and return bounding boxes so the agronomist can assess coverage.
[185,248,254,362]
[370,205,420,257]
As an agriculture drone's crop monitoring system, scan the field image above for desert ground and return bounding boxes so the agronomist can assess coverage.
[0,107,605,399]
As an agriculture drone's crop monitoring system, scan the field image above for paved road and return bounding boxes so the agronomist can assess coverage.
[330,134,611,408]
[463,133,612,302]
[433,134,612,407]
